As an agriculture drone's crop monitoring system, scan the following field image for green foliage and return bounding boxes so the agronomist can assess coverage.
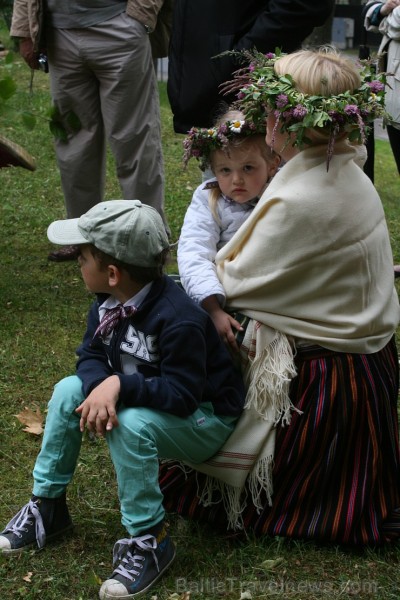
[0,49,80,140]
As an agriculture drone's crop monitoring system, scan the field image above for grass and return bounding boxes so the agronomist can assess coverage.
[1,22,400,600]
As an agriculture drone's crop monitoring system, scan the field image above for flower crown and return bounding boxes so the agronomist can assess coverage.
[220,48,388,165]
[183,118,266,171]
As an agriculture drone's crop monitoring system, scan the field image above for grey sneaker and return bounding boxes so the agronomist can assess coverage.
[99,524,176,599]
[0,494,72,554]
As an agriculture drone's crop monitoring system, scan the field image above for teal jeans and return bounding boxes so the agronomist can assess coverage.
[33,375,237,535]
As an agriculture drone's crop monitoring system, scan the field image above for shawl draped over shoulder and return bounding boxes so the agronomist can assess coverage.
[216,141,400,354]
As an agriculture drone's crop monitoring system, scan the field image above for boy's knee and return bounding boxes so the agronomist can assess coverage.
[49,375,85,413]
[113,407,158,441]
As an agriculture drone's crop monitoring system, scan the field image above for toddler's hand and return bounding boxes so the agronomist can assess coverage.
[211,309,243,353]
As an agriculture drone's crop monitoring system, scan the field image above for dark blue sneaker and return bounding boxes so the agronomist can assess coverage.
[99,523,176,599]
[0,494,72,554]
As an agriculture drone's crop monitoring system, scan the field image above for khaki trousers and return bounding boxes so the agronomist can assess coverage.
[46,12,168,230]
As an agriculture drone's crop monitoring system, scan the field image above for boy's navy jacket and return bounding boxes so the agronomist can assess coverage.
[76,274,245,417]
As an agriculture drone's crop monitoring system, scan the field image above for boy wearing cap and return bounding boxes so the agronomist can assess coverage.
[0,200,245,599]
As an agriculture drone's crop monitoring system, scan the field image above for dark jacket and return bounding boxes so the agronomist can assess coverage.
[76,274,245,418]
[168,0,335,133]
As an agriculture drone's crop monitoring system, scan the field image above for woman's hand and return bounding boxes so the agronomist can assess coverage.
[75,375,120,436]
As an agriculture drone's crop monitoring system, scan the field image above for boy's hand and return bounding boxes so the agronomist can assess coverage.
[76,375,120,436]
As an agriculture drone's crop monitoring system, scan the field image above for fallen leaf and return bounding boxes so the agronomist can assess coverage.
[259,557,285,571]
[90,571,103,586]
[240,592,252,600]
[22,572,33,583]
[15,406,44,436]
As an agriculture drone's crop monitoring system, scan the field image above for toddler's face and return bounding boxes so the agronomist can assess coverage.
[212,142,278,203]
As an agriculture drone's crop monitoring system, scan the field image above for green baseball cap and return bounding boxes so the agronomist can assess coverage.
[47,200,170,267]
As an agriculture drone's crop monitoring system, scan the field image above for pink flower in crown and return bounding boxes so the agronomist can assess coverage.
[276,94,289,109]
[367,80,384,93]
[328,110,345,125]
[265,52,275,59]
[344,104,360,118]
[292,105,308,119]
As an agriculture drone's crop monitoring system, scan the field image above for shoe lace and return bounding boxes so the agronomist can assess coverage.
[2,499,46,549]
[112,534,159,582]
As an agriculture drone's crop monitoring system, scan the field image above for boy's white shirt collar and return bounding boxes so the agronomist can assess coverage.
[98,282,152,319]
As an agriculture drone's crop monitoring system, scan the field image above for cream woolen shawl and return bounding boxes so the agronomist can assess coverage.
[216,141,400,353]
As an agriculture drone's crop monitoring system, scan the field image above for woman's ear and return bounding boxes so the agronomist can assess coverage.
[107,264,121,288]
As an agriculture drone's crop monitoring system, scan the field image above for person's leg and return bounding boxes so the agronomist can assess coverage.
[108,402,236,535]
[387,124,400,175]
[32,375,85,497]
[386,124,400,276]
[0,376,84,553]
[46,27,107,219]
[99,403,236,598]
[88,13,169,232]
[363,127,375,183]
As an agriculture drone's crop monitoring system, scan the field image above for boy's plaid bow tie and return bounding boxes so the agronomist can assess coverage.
[94,304,137,339]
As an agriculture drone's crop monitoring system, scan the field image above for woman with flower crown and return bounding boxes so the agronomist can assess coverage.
[159,47,400,545]
[178,108,280,352]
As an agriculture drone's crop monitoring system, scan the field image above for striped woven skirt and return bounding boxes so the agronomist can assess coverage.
[159,337,400,545]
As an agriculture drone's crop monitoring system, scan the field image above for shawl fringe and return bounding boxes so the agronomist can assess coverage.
[242,322,299,425]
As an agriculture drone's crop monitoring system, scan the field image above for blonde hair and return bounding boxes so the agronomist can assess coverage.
[273,48,363,146]
[208,110,278,221]
[274,47,361,97]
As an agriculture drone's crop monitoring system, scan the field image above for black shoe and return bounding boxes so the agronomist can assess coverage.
[0,494,73,554]
[99,522,176,598]
[48,245,80,262]
[394,265,400,279]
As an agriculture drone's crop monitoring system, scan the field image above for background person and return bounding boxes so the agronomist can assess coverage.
[364,0,400,277]
[11,0,170,261]
[364,0,400,176]
[167,0,335,135]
